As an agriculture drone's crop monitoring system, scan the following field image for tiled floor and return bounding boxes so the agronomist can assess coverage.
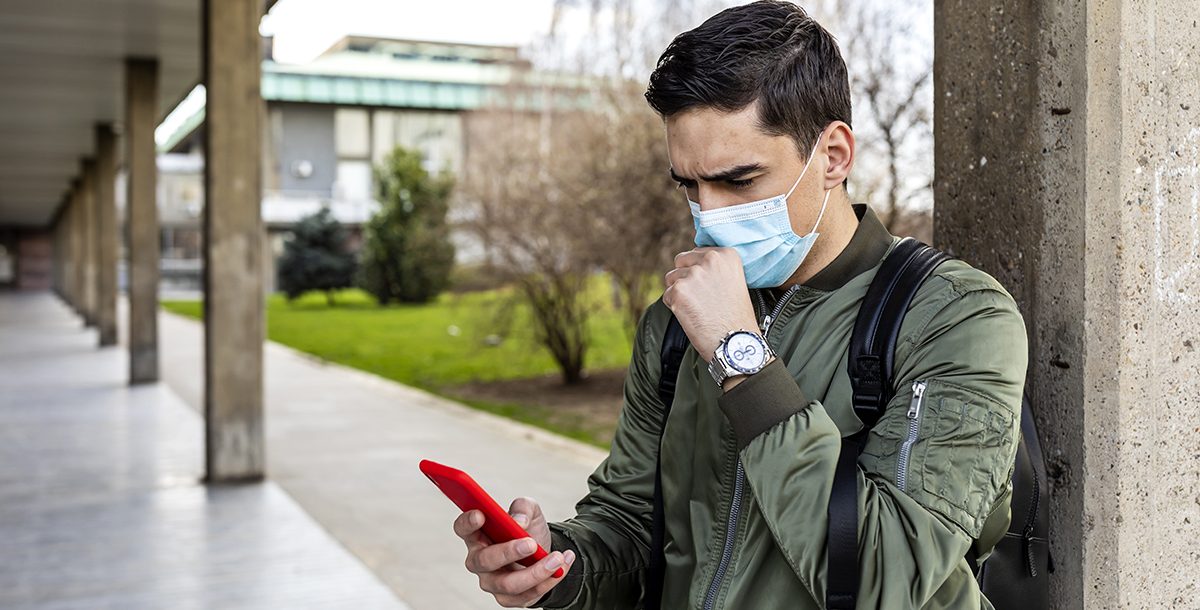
[0,292,407,609]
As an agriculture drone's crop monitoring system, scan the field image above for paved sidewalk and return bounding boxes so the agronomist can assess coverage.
[158,309,609,610]
[0,292,406,610]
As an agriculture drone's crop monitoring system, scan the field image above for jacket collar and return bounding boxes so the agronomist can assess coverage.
[766,203,894,300]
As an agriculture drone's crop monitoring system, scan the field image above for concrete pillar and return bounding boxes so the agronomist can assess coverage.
[80,159,97,327]
[95,125,119,347]
[202,0,266,482]
[125,58,159,383]
[69,181,83,316]
[50,208,60,296]
[57,195,70,303]
[934,1,1200,607]
[53,209,63,297]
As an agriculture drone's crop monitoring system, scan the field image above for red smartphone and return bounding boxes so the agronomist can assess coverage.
[419,459,564,578]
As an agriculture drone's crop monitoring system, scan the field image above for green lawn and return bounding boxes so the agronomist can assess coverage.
[162,277,642,446]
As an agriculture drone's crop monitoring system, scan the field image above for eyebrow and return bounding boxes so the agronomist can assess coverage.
[669,163,766,184]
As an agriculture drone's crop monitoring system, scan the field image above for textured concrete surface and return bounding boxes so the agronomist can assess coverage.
[94,124,118,347]
[158,308,608,609]
[125,58,160,384]
[79,159,96,327]
[202,0,267,482]
[935,1,1200,607]
[0,292,407,609]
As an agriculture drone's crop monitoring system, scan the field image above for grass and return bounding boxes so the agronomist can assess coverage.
[161,276,641,447]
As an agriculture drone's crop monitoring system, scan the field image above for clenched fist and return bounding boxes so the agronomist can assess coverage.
[663,247,759,364]
[454,496,576,607]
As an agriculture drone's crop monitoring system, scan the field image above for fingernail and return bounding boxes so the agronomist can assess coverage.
[518,539,536,554]
[544,553,563,571]
[513,513,528,527]
[564,550,576,565]
[470,512,482,526]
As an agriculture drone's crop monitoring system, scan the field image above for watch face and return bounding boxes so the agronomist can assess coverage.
[724,332,767,373]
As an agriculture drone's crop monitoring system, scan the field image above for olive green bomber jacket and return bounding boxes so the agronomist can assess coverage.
[537,204,1029,610]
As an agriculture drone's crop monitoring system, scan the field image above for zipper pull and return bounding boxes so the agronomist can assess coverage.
[760,314,771,333]
[907,380,927,418]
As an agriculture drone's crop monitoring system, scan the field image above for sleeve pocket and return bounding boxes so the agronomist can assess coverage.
[911,379,1018,538]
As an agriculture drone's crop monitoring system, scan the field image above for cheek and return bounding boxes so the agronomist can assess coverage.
[786,182,825,231]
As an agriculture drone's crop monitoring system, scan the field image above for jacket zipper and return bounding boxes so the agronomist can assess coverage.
[702,460,745,610]
[753,290,769,331]
[701,285,801,610]
[896,380,927,492]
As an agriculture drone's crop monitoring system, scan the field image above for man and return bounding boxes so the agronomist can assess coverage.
[450,1,1028,608]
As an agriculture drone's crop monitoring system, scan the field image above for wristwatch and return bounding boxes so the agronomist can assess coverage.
[708,328,776,387]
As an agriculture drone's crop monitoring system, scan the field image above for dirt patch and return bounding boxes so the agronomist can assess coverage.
[443,368,627,447]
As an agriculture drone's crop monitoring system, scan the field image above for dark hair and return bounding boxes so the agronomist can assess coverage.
[645,0,851,156]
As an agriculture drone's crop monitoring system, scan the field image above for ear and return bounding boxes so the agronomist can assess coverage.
[820,121,855,190]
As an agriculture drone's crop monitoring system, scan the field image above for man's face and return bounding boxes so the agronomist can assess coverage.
[665,104,827,238]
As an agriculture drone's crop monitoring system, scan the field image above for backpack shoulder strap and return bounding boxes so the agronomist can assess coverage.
[847,237,952,427]
[826,237,951,610]
[645,314,688,610]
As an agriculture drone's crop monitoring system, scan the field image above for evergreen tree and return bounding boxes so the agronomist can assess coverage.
[277,207,357,305]
[359,147,456,304]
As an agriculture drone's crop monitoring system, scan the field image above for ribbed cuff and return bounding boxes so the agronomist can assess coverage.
[717,358,810,450]
[534,526,583,608]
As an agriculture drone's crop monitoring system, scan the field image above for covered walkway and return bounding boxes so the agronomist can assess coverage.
[0,291,406,608]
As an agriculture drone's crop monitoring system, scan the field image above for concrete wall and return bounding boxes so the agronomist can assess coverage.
[934,0,1200,608]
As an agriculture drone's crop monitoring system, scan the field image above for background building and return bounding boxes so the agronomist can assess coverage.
[154,35,536,291]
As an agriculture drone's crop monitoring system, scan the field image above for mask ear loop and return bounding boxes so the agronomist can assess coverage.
[785,135,831,235]
[808,189,832,235]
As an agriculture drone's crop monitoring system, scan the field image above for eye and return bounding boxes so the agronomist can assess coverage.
[728,178,754,190]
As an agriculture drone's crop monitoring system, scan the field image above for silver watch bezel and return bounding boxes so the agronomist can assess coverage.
[709,329,774,386]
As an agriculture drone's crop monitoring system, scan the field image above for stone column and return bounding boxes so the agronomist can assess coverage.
[126,58,159,383]
[51,206,61,297]
[202,0,265,482]
[94,124,119,347]
[934,0,1200,607]
[58,194,70,305]
[69,181,83,316]
[80,158,97,327]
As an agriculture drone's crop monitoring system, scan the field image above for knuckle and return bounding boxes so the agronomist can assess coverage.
[496,577,521,596]
[506,542,527,563]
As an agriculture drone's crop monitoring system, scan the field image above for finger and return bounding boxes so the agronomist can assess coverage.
[472,536,538,573]
[673,249,699,268]
[454,509,485,539]
[664,266,690,286]
[662,283,677,309]
[515,550,576,601]
[483,549,573,600]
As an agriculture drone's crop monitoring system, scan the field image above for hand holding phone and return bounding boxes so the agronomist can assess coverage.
[421,460,576,607]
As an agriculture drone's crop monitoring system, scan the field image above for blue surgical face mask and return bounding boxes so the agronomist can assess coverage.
[686,139,832,288]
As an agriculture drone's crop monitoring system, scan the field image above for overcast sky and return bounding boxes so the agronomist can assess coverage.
[261,0,562,63]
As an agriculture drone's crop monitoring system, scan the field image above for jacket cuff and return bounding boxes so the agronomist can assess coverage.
[717,357,810,450]
[534,525,583,608]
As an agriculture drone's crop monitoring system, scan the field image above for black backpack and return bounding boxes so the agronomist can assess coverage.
[646,238,1051,610]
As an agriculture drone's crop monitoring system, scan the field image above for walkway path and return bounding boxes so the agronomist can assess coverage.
[0,292,406,609]
[157,307,609,609]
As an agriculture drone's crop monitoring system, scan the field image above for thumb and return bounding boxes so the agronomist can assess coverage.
[509,496,538,528]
